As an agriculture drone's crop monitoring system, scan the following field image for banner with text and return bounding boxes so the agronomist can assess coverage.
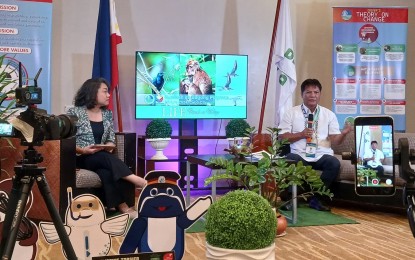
[0,0,53,112]
[332,7,408,131]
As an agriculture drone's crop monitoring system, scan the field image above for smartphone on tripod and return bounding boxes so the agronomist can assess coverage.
[354,116,395,196]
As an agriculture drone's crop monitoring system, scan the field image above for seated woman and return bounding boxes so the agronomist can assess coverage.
[67,77,146,219]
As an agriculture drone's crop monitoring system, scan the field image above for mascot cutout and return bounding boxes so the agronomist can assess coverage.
[39,188,129,259]
[120,170,212,259]
[0,178,38,260]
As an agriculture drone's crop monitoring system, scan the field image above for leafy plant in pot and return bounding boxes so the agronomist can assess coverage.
[145,119,172,160]
[205,189,277,260]
[205,127,333,236]
[356,167,378,186]
[225,119,250,150]
[0,54,17,175]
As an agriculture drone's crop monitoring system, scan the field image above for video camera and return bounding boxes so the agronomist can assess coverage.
[0,66,79,260]
[1,65,77,147]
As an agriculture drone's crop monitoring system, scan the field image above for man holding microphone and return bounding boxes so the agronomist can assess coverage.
[278,79,352,211]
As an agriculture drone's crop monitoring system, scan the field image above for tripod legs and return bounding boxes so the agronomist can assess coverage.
[35,174,77,260]
[0,168,77,260]
[0,175,32,259]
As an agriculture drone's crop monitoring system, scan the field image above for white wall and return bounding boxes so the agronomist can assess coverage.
[51,0,415,133]
[51,0,278,135]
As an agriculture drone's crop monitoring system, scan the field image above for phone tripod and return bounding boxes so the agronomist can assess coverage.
[0,145,77,260]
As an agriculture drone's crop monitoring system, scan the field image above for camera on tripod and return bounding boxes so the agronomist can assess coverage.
[0,66,79,259]
[14,106,78,146]
[9,66,78,146]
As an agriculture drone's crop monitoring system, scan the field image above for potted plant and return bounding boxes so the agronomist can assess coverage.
[205,127,333,236]
[145,119,172,159]
[356,167,378,186]
[0,54,17,175]
[205,189,276,260]
[225,119,250,149]
[0,53,17,121]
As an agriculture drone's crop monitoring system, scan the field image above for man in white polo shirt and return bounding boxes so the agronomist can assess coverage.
[363,140,385,177]
[278,78,352,211]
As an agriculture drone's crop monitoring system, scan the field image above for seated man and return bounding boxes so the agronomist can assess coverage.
[278,79,352,211]
[363,140,385,177]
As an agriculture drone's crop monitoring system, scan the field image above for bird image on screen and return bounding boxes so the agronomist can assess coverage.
[135,51,248,119]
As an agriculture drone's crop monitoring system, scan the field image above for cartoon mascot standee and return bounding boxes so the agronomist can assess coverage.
[39,188,129,259]
[120,170,212,259]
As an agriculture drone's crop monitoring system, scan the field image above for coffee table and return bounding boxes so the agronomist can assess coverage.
[186,154,298,224]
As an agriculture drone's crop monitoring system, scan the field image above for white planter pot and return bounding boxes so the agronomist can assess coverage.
[206,242,275,260]
[147,138,171,160]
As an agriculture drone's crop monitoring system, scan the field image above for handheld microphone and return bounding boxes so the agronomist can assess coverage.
[307,114,313,142]
[307,114,313,129]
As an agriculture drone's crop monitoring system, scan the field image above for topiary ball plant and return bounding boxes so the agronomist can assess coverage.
[145,119,172,139]
[225,119,250,138]
[205,190,276,250]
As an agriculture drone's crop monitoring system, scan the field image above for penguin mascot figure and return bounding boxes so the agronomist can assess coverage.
[120,170,212,259]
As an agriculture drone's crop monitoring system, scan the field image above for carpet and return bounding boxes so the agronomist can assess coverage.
[186,217,207,233]
[185,205,358,233]
[280,204,358,227]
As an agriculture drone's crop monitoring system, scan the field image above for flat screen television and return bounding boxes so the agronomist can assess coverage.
[135,51,248,119]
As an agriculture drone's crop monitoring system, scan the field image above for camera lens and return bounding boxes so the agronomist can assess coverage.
[56,114,78,139]
[47,114,78,140]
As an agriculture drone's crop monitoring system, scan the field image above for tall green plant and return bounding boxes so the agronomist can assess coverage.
[0,54,16,120]
[0,53,17,177]
[205,127,333,210]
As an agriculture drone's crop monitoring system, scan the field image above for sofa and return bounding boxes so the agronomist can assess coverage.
[330,132,415,211]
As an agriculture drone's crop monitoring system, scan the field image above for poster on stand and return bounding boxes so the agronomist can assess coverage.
[0,0,52,111]
[332,7,408,131]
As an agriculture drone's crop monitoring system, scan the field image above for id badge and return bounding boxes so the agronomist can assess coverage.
[305,142,317,158]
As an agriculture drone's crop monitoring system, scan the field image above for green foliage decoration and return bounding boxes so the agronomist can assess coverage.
[145,119,172,139]
[0,54,16,120]
[225,119,250,138]
[205,127,333,210]
[356,167,378,186]
[0,53,17,176]
[205,190,276,250]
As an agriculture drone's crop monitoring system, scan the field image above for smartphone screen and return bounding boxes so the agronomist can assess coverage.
[0,121,14,137]
[354,116,395,196]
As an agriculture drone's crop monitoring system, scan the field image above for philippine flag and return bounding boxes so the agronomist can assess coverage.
[92,0,122,110]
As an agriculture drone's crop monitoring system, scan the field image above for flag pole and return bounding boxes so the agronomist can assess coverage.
[258,0,282,134]
[253,0,281,152]
[115,84,123,132]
